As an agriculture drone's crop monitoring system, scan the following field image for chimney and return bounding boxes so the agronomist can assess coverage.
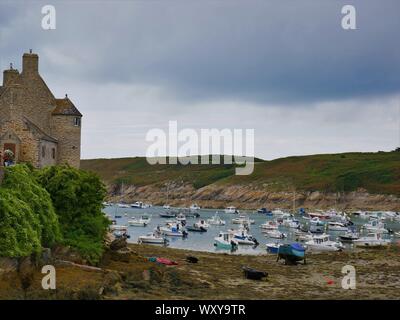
[22,50,39,75]
[3,63,19,86]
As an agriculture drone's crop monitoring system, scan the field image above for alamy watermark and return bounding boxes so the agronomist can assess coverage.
[146,121,255,175]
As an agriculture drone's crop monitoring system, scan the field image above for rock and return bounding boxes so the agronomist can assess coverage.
[110,237,128,251]
[0,257,18,272]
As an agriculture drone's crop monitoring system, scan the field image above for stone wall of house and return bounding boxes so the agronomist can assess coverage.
[38,140,58,167]
[51,115,81,168]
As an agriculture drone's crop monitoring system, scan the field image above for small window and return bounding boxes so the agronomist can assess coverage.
[73,117,81,127]
[52,148,56,159]
[42,146,46,158]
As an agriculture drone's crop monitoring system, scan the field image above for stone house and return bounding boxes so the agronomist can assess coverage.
[0,51,82,168]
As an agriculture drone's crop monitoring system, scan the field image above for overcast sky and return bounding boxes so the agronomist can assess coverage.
[0,0,399,160]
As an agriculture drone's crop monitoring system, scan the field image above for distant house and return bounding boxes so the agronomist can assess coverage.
[0,51,82,168]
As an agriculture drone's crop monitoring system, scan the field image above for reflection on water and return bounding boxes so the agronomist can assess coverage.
[103,206,399,255]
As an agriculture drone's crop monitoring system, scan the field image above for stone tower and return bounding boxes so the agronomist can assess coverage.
[0,51,83,168]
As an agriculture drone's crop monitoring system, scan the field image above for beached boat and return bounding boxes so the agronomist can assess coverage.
[264,230,286,239]
[214,232,239,250]
[305,234,343,252]
[207,214,226,226]
[353,233,391,248]
[277,243,306,264]
[260,220,278,230]
[328,221,348,232]
[138,232,168,244]
[225,206,239,214]
[266,242,281,254]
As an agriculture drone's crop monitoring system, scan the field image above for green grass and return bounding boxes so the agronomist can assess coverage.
[81,151,400,196]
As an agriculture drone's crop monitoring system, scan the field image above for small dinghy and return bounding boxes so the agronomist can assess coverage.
[242,266,268,280]
[160,211,176,218]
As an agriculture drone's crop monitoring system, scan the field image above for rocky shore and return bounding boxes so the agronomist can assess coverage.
[108,183,400,212]
[1,240,399,300]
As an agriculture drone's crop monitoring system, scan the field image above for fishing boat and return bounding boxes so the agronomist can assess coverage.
[266,242,281,254]
[160,225,188,237]
[353,233,391,248]
[186,225,207,232]
[339,230,360,242]
[264,230,286,239]
[242,266,268,280]
[138,232,169,244]
[328,221,348,232]
[361,219,390,234]
[176,213,187,223]
[225,206,239,214]
[305,234,343,252]
[277,243,306,264]
[229,227,258,245]
[260,220,278,230]
[207,214,226,226]
[214,232,239,250]
[232,215,255,225]
[159,211,176,218]
[194,219,209,230]
[128,216,150,227]
[309,217,326,233]
[282,217,300,229]
[190,203,201,211]
[131,201,151,209]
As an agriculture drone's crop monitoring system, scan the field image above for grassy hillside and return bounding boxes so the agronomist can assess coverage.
[81,151,400,196]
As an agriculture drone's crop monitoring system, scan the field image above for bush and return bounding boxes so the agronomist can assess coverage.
[36,166,109,264]
[0,165,61,257]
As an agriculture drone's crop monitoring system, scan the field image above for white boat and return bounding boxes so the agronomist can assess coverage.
[128,215,151,227]
[117,203,130,208]
[361,220,390,234]
[138,232,168,244]
[339,230,360,242]
[231,215,255,225]
[264,230,286,239]
[271,209,286,217]
[160,225,188,237]
[260,220,279,230]
[175,213,187,223]
[214,232,239,250]
[194,219,209,230]
[305,234,343,252]
[207,214,226,226]
[265,242,281,254]
[309,217,326,233]
[296,232,314,242]
[282,218,300,229]
[353,233,391,247]
[229,227,258,245]
[131,201,151,209]
[225,206,239,214]
[163,204,171,209]
[328,221,348,232]
[190,203,201,211]
[394,231,400,237]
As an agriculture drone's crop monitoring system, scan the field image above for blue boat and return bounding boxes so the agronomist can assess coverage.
[266,243,280,254]
[277,243,306,264]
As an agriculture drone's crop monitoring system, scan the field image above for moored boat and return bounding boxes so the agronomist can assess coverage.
[353,233,391,248]
[138,232,168,244]
[214,232,239,250]
[207,213,226,226]
[305,234,343,252]
[264,230,286,239]
[225,206,239,214]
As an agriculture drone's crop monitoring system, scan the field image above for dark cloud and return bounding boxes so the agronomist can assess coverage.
[1,0,399,106]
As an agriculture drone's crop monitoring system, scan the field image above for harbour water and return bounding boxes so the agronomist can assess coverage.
[103,205,400,255]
